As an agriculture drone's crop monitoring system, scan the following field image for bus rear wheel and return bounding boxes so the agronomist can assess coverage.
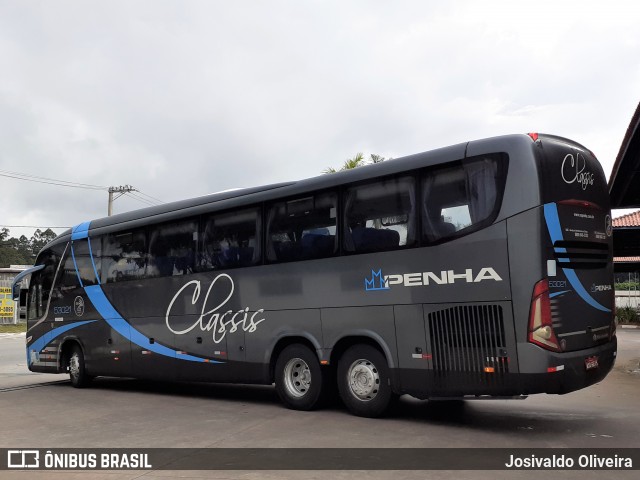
[275,344,325,411]
[337,344,393,418]
[68,345,92,388]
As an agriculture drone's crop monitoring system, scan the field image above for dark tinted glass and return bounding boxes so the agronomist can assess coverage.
[51,249,80,301]
[27,246,63,320]
[72,239,100,286]
[343,177,416,253]
[148,219,198,277]
[422,154,505,243]
[267,192,337,262]
[201,207,260,270]
[103,229,147,283]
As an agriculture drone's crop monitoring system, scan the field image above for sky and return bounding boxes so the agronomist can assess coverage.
[1,0,639,240]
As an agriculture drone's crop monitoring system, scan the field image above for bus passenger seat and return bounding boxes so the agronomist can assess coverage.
[351,227,400,252]
[301,233,335,258]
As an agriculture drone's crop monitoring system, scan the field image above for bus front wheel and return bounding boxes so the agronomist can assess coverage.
[68,345,92,388]
[275,344,325,411]
[337,344,394,418]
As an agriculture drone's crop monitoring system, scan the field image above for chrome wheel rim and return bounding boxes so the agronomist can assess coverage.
[283,357,311,398]
[69,353,80,379]
[348,359,380,401]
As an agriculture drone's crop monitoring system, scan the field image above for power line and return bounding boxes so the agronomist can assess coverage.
[135,190,164,204]
[124,191,160,206]
[0,169,108,191]
[0,167,107,188]
[124,191,157,207]
[1,168,165,215]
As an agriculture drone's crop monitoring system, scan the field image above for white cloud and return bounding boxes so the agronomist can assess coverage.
[1,0,639,239]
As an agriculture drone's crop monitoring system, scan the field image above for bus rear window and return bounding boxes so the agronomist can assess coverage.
[422,154,506,243]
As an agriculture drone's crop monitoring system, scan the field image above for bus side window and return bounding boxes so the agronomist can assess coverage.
[343,176,416,253]
[51,249,80,300]
[266,192,337,263]
[104,229,148,283]
[147,219,198,278]
[422,154,505,243]
[201,207,261,271]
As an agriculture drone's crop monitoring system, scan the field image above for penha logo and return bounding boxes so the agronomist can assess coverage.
[561,152,594,190]
[364,267,502,291]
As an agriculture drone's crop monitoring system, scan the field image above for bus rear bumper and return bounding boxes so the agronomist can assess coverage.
[517,336,617,395]
[396,337,617,399]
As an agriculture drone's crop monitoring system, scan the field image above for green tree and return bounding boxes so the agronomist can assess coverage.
[29,229,57,256]
[0,228,32,267]
[323,153,390,174]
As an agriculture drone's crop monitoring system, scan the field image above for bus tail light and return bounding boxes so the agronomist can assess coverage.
[528,279,561,352]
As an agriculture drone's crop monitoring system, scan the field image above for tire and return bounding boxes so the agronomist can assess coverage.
[68,345,92,388]
[337,344,394,418]
[275,344,325,411]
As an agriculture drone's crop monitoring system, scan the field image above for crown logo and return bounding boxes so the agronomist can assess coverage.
[365,269,389,291]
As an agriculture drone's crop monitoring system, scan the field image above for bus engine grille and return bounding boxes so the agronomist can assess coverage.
[428,305,508,378]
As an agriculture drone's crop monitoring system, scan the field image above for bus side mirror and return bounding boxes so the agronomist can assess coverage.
[12,282,21,302]
[19,289,28,320]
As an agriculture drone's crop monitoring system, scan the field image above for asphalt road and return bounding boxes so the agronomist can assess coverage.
[0,329,639,479]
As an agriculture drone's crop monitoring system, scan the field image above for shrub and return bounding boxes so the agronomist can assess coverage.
[616,306,639,324]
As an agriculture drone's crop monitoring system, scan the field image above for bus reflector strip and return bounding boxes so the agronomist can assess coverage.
[547,365,565,373]
[484,367,495,373]
[110,350,120,354]
[412,354,432,360]
[142,350,152,355]
[320,360,329,365]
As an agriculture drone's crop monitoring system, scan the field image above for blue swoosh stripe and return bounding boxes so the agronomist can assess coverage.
[84,285,223,364]
[28,320,98,366]
[86,237,101,285]
[543,203,611,312]
[71,221,91,241]
[549,290,570,299]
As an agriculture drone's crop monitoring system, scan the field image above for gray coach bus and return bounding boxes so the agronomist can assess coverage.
[14,133,617,417]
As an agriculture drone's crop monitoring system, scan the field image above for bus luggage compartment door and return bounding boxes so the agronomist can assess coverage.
[393,304,430,396]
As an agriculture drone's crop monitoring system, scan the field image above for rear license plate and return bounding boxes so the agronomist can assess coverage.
[585,356,599,370]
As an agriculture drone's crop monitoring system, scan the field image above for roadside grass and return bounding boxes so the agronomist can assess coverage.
[0,323,27,333]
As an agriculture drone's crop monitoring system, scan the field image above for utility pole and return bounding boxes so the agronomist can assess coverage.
[108,185,136,216]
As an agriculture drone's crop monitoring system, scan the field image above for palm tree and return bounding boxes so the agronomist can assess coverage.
[323,153,389,174]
